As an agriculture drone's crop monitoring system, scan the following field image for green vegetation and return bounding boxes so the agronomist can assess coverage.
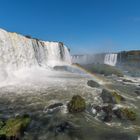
[111,91,125,104]
[121,108,136,121]
[101,89,125,104]
[0,115,31,138]
[82,64,124,77]
[67,95,86,113]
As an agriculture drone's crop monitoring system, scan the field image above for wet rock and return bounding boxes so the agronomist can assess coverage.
[101,89,125,104]
[102,105,113,122]
[114,108,136,121]
[111,92,125,103]
[102,105,113,114]
[55,122,72,133]
[122,79,134,83]
[94,106,102,113]
[47,103,63,109]
[101,89,115,103]
[67,95,86,113]
[0,115,31,139]
[87,80,100,88]
[53,66,68,71]
[49,121,73,135]
[103,114,112,122]
[113,109,123,119]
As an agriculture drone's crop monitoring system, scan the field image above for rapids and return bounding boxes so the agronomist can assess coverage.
[0,29,139,140]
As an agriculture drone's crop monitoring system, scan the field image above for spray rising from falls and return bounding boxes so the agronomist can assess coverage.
[104,53,118,66]
[0,28,72,82]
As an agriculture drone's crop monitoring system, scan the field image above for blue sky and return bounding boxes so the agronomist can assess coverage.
[0,0,140,54]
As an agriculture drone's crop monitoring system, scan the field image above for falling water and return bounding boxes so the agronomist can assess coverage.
[0,28,71,70]
[104,53,118,66]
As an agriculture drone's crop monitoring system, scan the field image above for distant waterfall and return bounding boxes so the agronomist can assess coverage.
[104,53,118,66]
[0,28,71,70]
[71,55,89,64]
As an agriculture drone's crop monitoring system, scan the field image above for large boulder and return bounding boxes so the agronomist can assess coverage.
[101,89,125,104]
[67,95,86,113]
[87,80,100,88]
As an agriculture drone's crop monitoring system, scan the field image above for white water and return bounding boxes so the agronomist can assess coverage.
[104,53,118,66]
[0,28,71,81]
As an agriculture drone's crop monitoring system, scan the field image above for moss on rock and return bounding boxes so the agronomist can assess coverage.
[0,115,31,139]
[101,89,125,104]
[121,108,136,121]
[114,108,136,121]
[111,92,125,104]
[67,95,86,113]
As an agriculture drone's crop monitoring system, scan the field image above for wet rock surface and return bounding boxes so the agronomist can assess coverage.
[87,80,100,88]
[48,121,73,135]
[92,103,137,122]
[67,95,86,113]
[113,108,136,121]
[47,103,63,109]
[0,115,31,140]
[101,89,125,104]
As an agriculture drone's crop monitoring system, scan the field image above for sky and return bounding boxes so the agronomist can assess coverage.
[0,0,140,54]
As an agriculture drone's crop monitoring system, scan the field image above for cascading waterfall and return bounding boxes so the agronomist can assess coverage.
[0,28,72,82]
[0,28,71,70]
[104,53,118,66]
[71,55,88,64]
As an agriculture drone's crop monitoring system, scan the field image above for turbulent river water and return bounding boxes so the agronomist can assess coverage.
[0,66,140,140]
[0,28,140,140]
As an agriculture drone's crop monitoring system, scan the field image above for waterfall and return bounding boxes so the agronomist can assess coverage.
[71,55,88,64]
[104,53,118,66]
[0,28,71,71]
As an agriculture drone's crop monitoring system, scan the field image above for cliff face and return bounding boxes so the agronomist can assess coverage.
[0,28,71,69]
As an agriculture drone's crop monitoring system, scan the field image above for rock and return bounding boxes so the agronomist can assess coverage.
[113,109,123,119]
[102,104,113,114]
[55,122,72,133]
[53,66,68,71]
[102,105,113,122]
[87,80,100,88]
[49,121,73,135]
[121,108,136,121]
[111,92,125,103]
[0,115,31,139]
[67,95,86,113]
[47,103,63,109]
[114,108,136,121]
[94,106,102,113]
[101,89,115,103]
[103,114,112,122]
[123,79,134,83]
[101,89,125,104]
